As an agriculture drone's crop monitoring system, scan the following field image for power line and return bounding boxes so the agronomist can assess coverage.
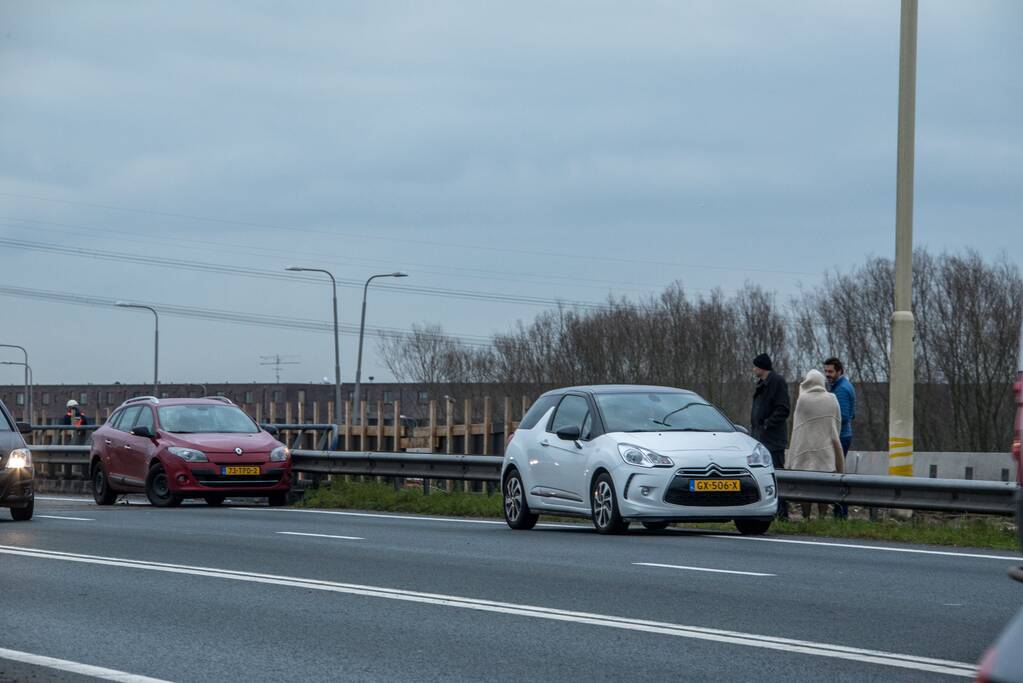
[0,191,819,277]
[0,235,648,311]
[0,283,497,347]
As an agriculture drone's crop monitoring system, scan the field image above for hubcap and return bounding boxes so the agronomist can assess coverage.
[594,480,614,528]
[152,471,169,499]
[505,477,522,521]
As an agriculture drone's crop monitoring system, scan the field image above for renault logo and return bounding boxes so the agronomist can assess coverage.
[235,447,243,455]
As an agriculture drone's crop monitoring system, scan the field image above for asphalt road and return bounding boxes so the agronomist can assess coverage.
[2,495,1021,682]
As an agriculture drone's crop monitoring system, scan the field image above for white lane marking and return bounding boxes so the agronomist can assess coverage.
[0,544,976,678]
[709,534,1021,562]
[634,562,775,577]
[277,531,364,541]
[37,515,95,521]
[233,507,582,529]
[0,646,172,683]
[35,496,95,503]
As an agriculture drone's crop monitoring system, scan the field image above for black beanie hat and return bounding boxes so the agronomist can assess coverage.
[753,353,773,371]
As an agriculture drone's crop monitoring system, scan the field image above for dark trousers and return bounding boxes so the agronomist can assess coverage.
[771,449,788,519]
[834,437,852,519]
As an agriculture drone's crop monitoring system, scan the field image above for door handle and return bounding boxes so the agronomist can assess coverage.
[540,439,550,447]
[104,439,112,445]
[124,445,132,450]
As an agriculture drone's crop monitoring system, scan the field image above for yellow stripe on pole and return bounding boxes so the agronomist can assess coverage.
[888,437,913,449]
[888,437,913,477]
[888,464,914,476]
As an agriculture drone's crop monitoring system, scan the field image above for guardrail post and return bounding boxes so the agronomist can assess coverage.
[484,397,494,495]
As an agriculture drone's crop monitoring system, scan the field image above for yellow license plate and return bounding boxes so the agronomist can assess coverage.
[691,479,740,492]
[223,466,260,476]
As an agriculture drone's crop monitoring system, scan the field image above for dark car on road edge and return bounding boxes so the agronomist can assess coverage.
[0,398,34,521]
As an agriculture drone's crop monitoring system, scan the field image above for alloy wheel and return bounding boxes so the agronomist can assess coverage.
[594,480,614,528]
[505,476,523,522]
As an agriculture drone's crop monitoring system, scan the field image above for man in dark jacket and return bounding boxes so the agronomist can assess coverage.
[750,353,790,519]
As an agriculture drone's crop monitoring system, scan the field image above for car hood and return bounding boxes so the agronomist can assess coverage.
[608,430,755,454]
[0,430,27,458]
[160,431,279,454]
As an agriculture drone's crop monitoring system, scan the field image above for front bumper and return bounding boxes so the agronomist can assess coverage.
[0,467,34,507]
[162,458,292,495]
[615,464,777,521]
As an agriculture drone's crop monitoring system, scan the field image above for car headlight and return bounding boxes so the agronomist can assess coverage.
[270,446,290,462]
[168,446,208,462]
[5,448,32,469]
[747,443,773,468]
[617,444,673,468]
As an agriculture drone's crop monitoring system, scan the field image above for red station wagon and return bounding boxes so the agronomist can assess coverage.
[90,396,292,507]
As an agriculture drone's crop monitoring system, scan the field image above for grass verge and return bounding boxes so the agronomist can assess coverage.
[298,480,1019,552]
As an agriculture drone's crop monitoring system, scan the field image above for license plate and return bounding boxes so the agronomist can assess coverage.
[690,479,740,492]
[222,466,260,476]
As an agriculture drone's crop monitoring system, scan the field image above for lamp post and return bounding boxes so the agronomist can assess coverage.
[115,302,159,395]
[353,272,407,425]
[0,344,30,422]
[286,266,342,444]
[0,361,32,423]
[888,0,918,477]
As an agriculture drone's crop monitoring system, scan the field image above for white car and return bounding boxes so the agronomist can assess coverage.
[502,385,779,534]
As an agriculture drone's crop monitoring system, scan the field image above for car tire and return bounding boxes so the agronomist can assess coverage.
[642,521,670,531]
[204,495,226,506]
[10,500,33,521]
[734,518,772,536]
[591,473,628,534]
[503,469,538,530]
[268,492,288,507]
[92,462,118,506]
[145,464,182,508]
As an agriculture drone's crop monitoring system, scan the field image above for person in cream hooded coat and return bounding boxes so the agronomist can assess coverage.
[788,369,845,518]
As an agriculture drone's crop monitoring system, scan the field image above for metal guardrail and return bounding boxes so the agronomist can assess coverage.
[25,445,1018,515]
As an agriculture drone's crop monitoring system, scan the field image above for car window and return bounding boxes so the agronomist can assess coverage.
[106,409,122,428]
[550,395,589,436]
[115,406,142,432]
[519,395,560,430]
[133,407,155,432]
[0,405,12,431]
[595,392,735,433]
[581,412,593,440]
[157,405,259,434]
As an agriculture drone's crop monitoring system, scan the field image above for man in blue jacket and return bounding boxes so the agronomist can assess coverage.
[824,357,855,519]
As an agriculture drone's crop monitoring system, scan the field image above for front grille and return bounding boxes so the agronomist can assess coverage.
[677,465,747,477]
[664,471,761,507]
[192,468,286,488]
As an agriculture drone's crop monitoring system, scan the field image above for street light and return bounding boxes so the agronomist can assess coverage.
[0,361,32,423]
[286,266,342,445]
[115,302,159,395]
[353,272,408,424]
[0,344,30,422]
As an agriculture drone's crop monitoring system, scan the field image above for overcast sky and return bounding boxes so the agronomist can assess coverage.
[1,1,1020,386]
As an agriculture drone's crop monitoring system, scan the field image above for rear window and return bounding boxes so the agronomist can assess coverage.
[519,395,560,430]
[157,405,259,434]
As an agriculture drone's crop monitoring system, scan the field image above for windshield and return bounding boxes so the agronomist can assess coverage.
[595,392,735,433]
[157,405,259,434]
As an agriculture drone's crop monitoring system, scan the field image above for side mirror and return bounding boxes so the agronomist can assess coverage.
[556,425,582,442]
[733,424,749,435]
[263,425,279,436]
[131,425,156,439]
[16,421,32,435]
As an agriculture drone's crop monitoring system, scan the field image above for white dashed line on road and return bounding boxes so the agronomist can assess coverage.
[0,646,172,683]
[277,531,364,541]
[36,515,95,521]
[634,562,775,577]
[709,534,1021,562]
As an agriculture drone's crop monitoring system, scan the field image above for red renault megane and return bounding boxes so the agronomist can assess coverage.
[90,396,291,507]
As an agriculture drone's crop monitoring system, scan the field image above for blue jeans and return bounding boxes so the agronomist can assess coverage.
[834,436,852,519]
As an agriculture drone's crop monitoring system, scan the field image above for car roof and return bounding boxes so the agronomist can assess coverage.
[543,384,697,396]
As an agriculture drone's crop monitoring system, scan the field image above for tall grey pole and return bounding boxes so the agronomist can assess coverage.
[286,267,342,446]
[0,344,29,422]
[353,272,407,425]
[888,0,918,477]
[0,362,32,424]
[115,303,159,395]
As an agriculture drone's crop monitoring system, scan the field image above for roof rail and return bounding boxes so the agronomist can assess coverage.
[122,396,159,406]
[203,396,235,405]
